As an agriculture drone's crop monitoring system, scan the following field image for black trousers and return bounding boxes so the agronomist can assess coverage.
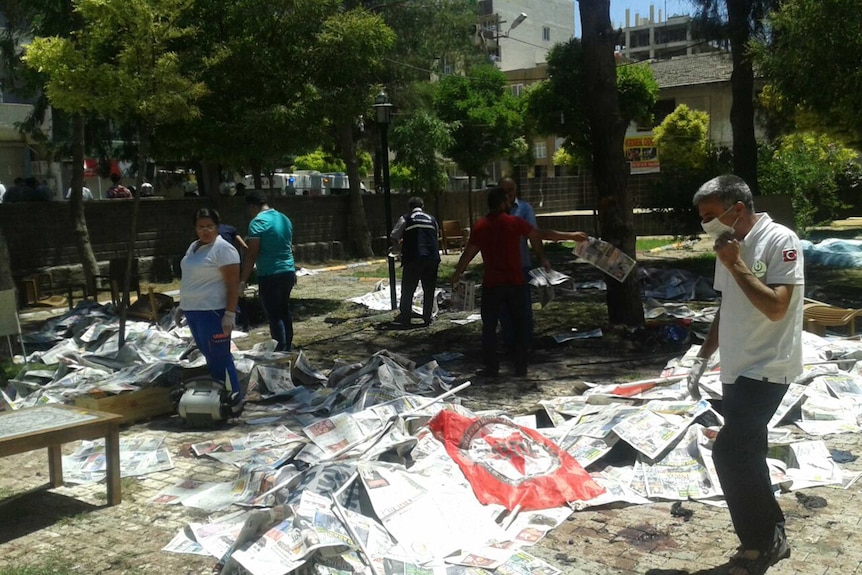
[481,284,528,375]
[399,258,439,323]
[713,376,788,550]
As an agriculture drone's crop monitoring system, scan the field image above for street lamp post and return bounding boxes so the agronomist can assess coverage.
[374,91,398,311]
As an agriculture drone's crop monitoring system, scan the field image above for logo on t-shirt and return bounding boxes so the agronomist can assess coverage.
[752,260,767,278]
[782,249,797,262]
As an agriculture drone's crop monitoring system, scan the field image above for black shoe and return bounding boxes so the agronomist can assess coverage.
[229,392,245,415]
[769,525,791,566]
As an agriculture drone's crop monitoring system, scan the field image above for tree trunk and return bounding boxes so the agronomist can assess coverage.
[196,161,220,199]
[467,173,474,226]
[727,0,759,194]
[336,123,373,257]
[118,129,149,349]
[69,114,100,298]
[250,159,263,191]
[579,0,644,327]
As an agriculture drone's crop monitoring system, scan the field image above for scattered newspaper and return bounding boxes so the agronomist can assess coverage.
[62,435,173,485]
[768,440,844,490]
[572,237,636,282]
[641,425,719,500]
[612,408,690,460]
[451,281,477,311]
[528,268,574,307]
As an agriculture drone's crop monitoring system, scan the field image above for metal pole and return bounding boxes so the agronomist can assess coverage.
[381,124,397,310]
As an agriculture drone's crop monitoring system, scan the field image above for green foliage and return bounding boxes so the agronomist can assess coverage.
[651,104,717,235]
[753,0,862,146]
[294,150,347,174]
[390,110,452,194]
[505,136,532,170]
[292,148,371,176]
[552,147,582,170]
[652,140,733,237]
[654,105,711,173]
[433,65,520,179]
[24,0,206,127]
[525,40,658,165]
[617,63,659,126]
[759,132,860,233]
[164,0,340,171]
[389,164,414,193]
[375,0,485,87]
[313,8,396,125]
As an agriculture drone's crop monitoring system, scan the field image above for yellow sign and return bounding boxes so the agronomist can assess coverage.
[624,136,660,174]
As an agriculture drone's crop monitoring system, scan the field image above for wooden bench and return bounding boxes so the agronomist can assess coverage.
[0,404,123,505]
[441,220,467,254]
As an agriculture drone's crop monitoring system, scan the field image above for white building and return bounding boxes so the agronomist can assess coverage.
[618,4,719,62]
[477,0,575,72]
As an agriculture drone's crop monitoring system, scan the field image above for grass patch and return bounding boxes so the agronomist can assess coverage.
[806,266,862,307]
[554,237,684,252]
[0,557,78,575]
[351,265,392,279]
[0,557,147,575]
[350,262,461,285]
[635,237,680,252]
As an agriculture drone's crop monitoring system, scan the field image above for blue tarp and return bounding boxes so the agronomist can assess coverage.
[801,238,862,269]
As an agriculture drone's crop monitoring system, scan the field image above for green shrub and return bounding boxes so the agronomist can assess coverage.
[759,132,859,232]
[647,105,733,236]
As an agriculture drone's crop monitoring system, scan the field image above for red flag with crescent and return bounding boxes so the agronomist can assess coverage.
[429,410,604,511]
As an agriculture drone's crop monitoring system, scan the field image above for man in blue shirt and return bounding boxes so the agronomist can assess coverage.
[240,190,296,351]
[499,177,548,351]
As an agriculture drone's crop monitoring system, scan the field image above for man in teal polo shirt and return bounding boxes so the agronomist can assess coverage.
[240,190,296,351]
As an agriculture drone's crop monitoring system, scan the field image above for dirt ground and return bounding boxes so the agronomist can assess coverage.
[3,235,862,575]
[242,246,701,410]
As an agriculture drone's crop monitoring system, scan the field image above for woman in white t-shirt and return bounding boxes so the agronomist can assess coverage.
[180,208,242,405]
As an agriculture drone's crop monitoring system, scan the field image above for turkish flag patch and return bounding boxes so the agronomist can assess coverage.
[783,249,797,262]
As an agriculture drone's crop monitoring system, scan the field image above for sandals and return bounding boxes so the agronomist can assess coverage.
[728,539,791,575]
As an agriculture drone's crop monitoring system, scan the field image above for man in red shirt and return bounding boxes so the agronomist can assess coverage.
[451,187,587,378]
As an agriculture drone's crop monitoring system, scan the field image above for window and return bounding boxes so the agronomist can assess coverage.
[533,141,547,159]
[542,26,551,42]
[534,165,545,178]
[511,83,524,97]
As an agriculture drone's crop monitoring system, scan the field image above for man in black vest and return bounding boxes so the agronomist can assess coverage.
[390,196,441,327]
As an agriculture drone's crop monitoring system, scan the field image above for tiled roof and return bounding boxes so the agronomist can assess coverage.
[648,52,734,88]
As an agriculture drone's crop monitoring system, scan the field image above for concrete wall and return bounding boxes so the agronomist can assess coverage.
[0,173,736,288]
[0,190,493,281]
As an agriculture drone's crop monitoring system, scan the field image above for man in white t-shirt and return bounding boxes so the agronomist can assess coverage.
[687,175,802,575]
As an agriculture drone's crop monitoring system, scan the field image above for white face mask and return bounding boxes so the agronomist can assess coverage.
[701,204,739,240]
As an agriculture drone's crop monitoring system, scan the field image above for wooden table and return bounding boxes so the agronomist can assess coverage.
[0,404,123,505]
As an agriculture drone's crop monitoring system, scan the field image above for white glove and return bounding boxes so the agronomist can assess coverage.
[687,356,708,400]
[221,310,236,335]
